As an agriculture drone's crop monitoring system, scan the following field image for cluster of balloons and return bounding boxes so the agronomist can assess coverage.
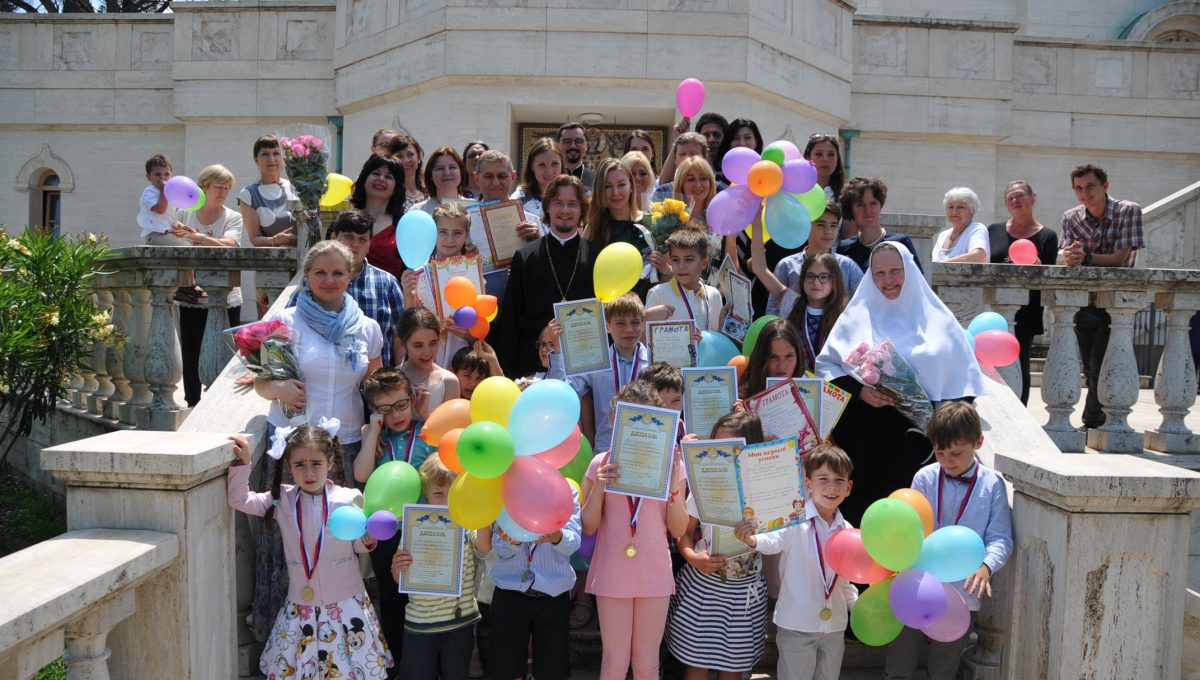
[707,142,826,249]
[966,312,1020,369]
[319,173,354,208]
[693,314,781,376]
[824,491,986,646]
[163,176,206,213]
[327,457,424,543]
[444,276,498,341]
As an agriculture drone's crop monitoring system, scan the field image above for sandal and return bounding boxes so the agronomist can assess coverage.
[568,595,595,629]
[173,286,200,305]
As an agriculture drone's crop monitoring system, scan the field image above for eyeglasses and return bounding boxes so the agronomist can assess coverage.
[559,138,587,147]
[371,398,411,415]
[535,341,553,350]
[803,273,833,284]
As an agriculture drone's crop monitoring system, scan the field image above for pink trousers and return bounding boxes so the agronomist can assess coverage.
[595,595,672,680]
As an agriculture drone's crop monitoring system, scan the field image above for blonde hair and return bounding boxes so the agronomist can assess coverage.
[673,156,716,210]
[419,453,459,496]
[303,240,353,273]
[620,151,653,181]
[197,164,235,190]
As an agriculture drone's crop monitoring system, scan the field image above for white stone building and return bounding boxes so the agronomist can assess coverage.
[2,0,1199,264]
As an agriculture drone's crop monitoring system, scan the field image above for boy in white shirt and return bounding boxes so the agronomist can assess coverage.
[646,228,724,331]
[137,153,202,303]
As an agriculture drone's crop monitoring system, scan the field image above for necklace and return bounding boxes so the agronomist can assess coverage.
[860,227,887,248]
[545,235,582,302]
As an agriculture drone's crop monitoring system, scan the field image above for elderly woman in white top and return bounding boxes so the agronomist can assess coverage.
[933,187,990,324]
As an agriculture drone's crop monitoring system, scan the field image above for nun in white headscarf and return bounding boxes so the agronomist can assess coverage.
[815,242,987,524]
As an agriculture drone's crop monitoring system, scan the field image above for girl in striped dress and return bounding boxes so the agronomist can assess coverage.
[668,411,769,678]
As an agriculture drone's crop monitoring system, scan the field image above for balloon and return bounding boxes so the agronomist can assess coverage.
[533,425,583,467]
[448,472,504,529]
[1009,238,1037,265]
[697,331,740,368]
[742,315,780,357]
[508,379,581,456]
[747,160,784,197]
[470,376,522,426]
[469,316,490,340]
[913,525,986,583]
[763,192,811,249]
[577,532,597,560]
[366,510,398,541]
[560,433,593,484]
[503,456,575,534]
[764,140,801,164]
[328,505,367,541]
[566,477,585,506]
[594,242,642,302]
[363,461,421,515]
[727,354,748,378]
[444,276,479,310]
[320,173,354,207]
[707,185,764,236]
[745,220,772,244]
[827,528,894,584]
[676,78,706,118]
[794,184,828,220]
[453,305,478,330]
[761,146,786,166]
[497,507,541,542]
[967,311,1008,337]
[889,488,935,537]
[186,188,206,213]
[437,428,464,472]
[721,147,761,186]
[472,295,498,320]
[396,211,437,270]
[851,577,904,646]
[421,399,472,443]
[860,498,925,572]
[974,330,1020,367]
[923,585,971,642]
[889,569,948,629]
[781,160,818,194]
[164,176,201,209]
[457,421,515,479]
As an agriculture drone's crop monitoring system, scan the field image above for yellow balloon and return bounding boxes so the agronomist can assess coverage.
[320,173,354,207]
[469,376,521,426]
[593,242,643,302]
[743,221,771,243]
[486,310,498,322]
[448,473,503,529]
[566,477,584,507]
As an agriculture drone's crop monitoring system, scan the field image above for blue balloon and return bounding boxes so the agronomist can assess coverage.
[912,525,986,583]
[508,379,581,456]
[967,312,1008,338]
[697,331,740,368]
[497,508,541,542]
[328,505,367,541]
[763,192,812,249]
[395,210,437,270]
[964,328,976,352]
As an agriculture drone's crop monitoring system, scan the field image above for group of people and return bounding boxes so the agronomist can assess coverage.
[136,113,1144,680]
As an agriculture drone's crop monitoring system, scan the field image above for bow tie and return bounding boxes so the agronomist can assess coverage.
[946,471,975,483]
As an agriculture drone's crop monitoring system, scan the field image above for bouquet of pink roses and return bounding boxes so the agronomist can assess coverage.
[844,339,934,431]
[224,320,303,420]
[279,134,328,250]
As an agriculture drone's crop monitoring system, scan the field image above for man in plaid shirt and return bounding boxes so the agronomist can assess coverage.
[1060,163,1144,429]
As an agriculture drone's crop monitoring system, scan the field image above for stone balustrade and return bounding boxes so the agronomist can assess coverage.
[933,262,1200,455]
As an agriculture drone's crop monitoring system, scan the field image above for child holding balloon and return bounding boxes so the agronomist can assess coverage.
[226,425,392,678]
[883,401,1012,680]
[398,307,460,418]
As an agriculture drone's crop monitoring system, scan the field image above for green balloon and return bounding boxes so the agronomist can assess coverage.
[761,146,786,166]
[560,434,594,484]
[794,184,827,220]
[457,421,515,479]
[741,315,779,358]
[363,461,421,515]
[860,499,925,572]
[850,577,904,646]
[186,188,207,213]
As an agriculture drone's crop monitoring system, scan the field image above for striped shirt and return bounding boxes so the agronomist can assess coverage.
[1061,195,1144,268]
[404,531,481,633]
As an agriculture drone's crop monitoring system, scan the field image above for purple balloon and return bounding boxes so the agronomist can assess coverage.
[923,584,971,642]
[366,510,398,541]
[453,305,478,330]
[721,147,761,186]
[707,185,763,236]
[163,176,200,209]
[577,532,597,559]
[781,160,818,194]
[889,569,948,629]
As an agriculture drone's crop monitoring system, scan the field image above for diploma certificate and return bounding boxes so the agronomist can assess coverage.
[554,298,609,375]
[607,401,681,501]
[710,523,752,557]
[682,366,737,438]
[480,199,527,268]
[735,437,804,533]
[681,437,744,527]
[745,380,819,450]
[721,270,753,342]
[821,381,851,441]
[647,321,696,367]
[399,504,465,597]
[417,254,486,321]
[766,377,822,438]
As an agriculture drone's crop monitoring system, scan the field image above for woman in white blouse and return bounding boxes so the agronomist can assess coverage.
[932,186,990,324]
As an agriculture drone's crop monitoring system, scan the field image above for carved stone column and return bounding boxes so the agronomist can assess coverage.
[1146,292,1200,453]
[1041,290,1088,452]
[1088,290,1149,453]
[74,293,98,411]
[256,270,294,314]
[196,270,234,388]
[104,282,132,420]
[87,288,115,415]
[987,288,1028,399]
[138,270,188,431]
[62,589,135,680]
[119,277,153,426]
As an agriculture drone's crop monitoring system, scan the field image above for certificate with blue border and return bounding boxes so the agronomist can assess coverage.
[734,437,804,534]
[681,437,744,528]
[399,504,465,597]
[554,297,610,376]
[606,401,680,501]
[682,366,737,439]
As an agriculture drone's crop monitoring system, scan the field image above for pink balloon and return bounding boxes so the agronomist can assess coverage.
[765,140,802,163]
[502,457,574,535]
[676,78,706,118]
[721,147,762,186]
[923,584,971,642]
[974,330,1020,367]
[532,426,582,468]
[781,160,818,194]
[1009,238,1037,265]
[827,528,894,584]
[707,185,764,236]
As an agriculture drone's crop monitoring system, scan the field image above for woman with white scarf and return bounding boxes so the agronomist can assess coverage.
[816,242,988,525]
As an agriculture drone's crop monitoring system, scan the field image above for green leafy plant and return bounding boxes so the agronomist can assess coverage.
[0,226,122,463]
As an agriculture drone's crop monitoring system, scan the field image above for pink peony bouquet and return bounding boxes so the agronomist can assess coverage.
[279,134,329,249]
[224,320,303,420]
[844,339,933,431]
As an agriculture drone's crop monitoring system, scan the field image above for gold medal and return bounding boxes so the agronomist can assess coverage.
[301,586,315,602]
[820,607,832,621]
[624,544,639,559]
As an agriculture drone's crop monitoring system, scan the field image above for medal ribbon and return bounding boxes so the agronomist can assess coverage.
[673,278,698,324]
[384,423,417,463]
[811,521,838,603]
[611,346,641,395]
[936,463,980,528]
[295,487,329,584]
[627,496,642,538]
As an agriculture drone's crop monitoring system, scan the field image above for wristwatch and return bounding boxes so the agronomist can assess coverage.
[1083,251,1093,266]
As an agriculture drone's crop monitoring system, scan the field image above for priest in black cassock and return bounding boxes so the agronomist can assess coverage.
[489,174,597,378]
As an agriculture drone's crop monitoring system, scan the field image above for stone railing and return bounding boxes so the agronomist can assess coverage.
[933,262,1200,455]
[1143,179,1200,271]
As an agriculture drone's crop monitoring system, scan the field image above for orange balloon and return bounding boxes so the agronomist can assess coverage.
[889,488,935,537]
[727,354,748,377]
[438,428,465,472]
[421,398,472,443]
[747,160,783,197]
[472,294,498,320]
[469,316,490,340]
[444,276,478,310]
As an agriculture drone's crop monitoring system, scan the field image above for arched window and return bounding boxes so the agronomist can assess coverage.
[15,145,74,238]
[1122,2,1200,43]
[36,173,62,237]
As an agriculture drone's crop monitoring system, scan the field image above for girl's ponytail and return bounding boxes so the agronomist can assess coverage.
[264,456,285,531]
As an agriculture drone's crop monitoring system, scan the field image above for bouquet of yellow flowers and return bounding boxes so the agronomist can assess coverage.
[643,198,692,253]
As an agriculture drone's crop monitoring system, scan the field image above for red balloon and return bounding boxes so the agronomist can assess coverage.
[532,426,582,468]
[502,457,574,535]
[1009,238,1037,265]
[974,330,1020,367]
[827,528,893,584]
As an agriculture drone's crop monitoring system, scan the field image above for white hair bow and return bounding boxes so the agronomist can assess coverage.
[266,417,342,460]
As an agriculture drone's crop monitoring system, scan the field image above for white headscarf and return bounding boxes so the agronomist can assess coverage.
[815,242,988,401]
